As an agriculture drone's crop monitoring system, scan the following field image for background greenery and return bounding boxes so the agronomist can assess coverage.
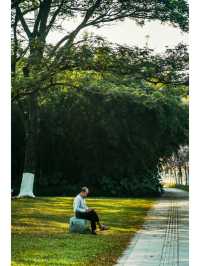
[12,78,188,196]
[11,0,189,197]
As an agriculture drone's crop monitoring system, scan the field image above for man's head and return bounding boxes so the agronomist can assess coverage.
[80,186,89,198]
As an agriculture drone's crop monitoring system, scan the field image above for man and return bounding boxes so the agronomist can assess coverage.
[73,186,108,235]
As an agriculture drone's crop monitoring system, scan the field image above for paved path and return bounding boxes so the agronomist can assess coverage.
[116,188,189,266]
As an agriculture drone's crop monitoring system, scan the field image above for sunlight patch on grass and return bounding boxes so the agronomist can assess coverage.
[12,197,155,265]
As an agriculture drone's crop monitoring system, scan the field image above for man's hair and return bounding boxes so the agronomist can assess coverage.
[81,186,89,193]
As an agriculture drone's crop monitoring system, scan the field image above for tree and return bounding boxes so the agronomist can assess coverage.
[11,104,25,195]
[32,83,188,196]
[11,0,189,181]
[160,145,189,186]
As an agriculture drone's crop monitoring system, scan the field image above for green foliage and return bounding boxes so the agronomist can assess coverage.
[11,37,189,196]
[11,0,189,91]
[27,84,188,196]
[57,40,189,88]
[11,0,189,196]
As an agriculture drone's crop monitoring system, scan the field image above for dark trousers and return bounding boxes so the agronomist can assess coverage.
[76,210,99,232]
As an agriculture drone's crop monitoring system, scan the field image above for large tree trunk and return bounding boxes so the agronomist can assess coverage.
[23,92,38,173]
[14,3,50,193]
[23,45,44,175]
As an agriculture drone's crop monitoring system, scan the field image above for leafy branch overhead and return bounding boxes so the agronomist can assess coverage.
[12,38,189,102]
[12,0,188,65]
[57,39,188,85]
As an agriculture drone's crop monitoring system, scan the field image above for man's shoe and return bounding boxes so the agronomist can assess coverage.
[91,231,97,235]
[100,224,109,231]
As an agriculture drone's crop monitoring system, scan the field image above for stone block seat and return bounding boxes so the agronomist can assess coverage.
[69,216,90,233]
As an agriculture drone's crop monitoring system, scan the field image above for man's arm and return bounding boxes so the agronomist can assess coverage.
[84,199,89,210]
[73,197,86,212]
[84,199,96,212]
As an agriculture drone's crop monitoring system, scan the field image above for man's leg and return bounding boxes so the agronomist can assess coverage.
[88,210,102,229]
[89,210,109,231]
[90,220,96,232]
[76,211,98,233]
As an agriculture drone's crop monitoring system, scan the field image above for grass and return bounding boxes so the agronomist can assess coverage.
[174,184,189,192]
[12,196,155,266]
[164,183,189,192]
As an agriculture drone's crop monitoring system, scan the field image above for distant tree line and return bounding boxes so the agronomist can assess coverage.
[160,146,189,186]
[12,83,188,196]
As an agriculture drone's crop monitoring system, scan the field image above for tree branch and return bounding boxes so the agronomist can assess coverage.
[146,78,189,86]
[52,0,102,54]
[16,5,32,39]
[12,82,72,102]
[38,0,52,38]
[46,0,65,36]
[12,11,19,76]
[11,0,25,9]
[16,45,29,62]
[32,5,42,37]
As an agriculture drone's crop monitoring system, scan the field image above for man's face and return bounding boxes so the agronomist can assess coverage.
[84,191,89,198]
[82,190,89,198]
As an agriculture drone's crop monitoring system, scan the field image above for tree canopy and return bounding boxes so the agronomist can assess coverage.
[11,0,188,74]
[11,0,189,196]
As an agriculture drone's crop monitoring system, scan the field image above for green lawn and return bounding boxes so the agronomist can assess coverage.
[164,183,189,192]
[12,197,155,266]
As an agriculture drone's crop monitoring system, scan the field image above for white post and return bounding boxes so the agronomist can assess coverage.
[18,173,35,198]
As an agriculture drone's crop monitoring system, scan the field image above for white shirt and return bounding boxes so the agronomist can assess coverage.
[73,194,89,213]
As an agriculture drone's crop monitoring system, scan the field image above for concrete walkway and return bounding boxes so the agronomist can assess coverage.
[116,188,189,266]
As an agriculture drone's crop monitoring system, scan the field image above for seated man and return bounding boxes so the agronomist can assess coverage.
[73,186,108,235]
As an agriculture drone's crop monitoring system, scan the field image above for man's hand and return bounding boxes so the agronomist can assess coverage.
[86,208,94,212]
